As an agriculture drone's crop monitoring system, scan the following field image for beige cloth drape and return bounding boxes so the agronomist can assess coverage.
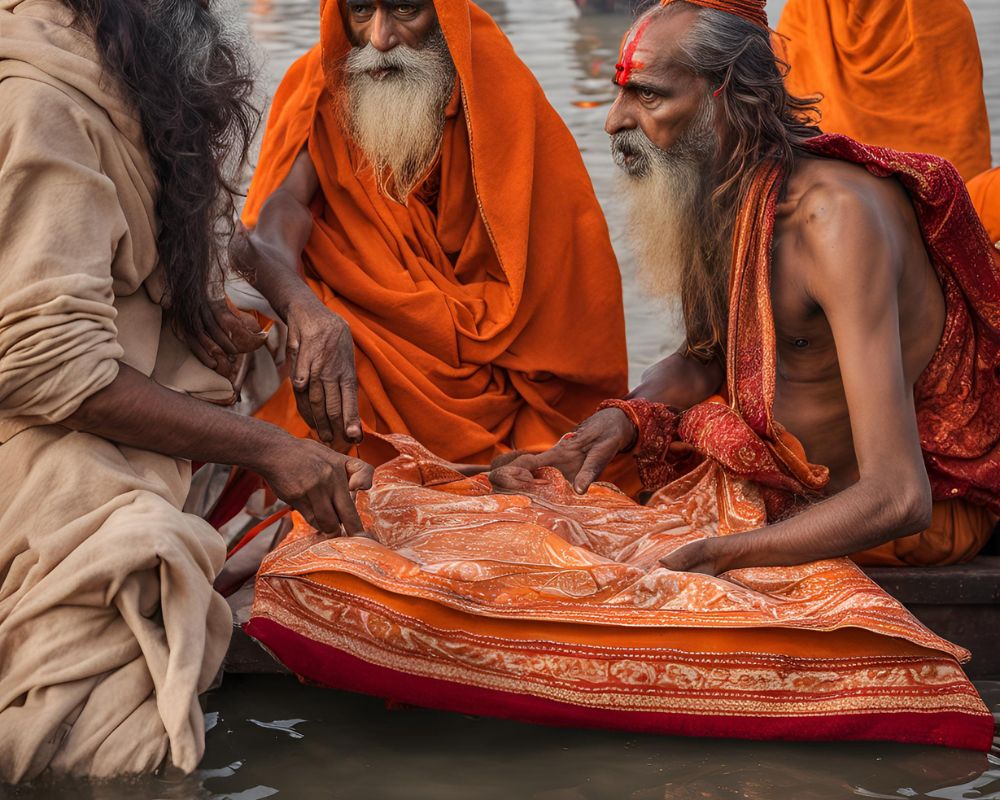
[0,0,234,781]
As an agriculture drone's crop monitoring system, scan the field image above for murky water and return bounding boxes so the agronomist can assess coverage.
[5,2,998,798]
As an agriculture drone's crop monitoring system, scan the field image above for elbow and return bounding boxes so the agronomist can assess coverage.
[884,474,934,537]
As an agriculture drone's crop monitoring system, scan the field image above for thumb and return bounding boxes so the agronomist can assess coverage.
[346,458,374,492]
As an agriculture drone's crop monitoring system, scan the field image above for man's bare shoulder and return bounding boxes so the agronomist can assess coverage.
[777,156,910,284]
[785,157,904,234]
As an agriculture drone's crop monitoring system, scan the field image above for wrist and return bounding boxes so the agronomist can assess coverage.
[238,420,296,473]
[707,536,741,573]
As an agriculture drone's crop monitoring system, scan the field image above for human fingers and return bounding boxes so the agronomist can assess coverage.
[186,326,218,370]
[340,374,363,444]
[489,459,543,492]
[572,438,619,494]
[305,488,342,534]
[202,303,240,356]
[214,300,266,353]
[329,469,365,535]
[346,458,374,492]
[308,377,335,443]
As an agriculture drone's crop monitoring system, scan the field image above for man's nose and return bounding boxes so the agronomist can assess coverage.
[604,92,633,136]
[368,9,398,51]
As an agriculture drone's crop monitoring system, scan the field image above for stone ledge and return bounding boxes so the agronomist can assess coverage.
[864,557,1000,605]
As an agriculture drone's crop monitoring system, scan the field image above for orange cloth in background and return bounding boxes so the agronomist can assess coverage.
[967,167,1000,245]
[243,0,628,465]
[853,500,996,567]
[777,0,991,181]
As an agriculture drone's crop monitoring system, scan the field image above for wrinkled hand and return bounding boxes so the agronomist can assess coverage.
[185,295,267,389]
[258,438,373,534]
[287,298,362,450]
[489,408,636,494]
[658,538,724,576]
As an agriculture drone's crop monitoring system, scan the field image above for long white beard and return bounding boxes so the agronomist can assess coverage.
[343,31,456,202]
[610,102,718,303]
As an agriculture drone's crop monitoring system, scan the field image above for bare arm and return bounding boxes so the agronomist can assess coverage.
[64,364,371,533]
[235,148,362,448]
[628,345,723,408]
[664,184,933,574]
[240,147,321,319]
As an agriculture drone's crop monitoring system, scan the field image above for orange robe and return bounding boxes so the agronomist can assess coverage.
[776,0,991,181]
[244,0,628,465]
[968,167,1000,246]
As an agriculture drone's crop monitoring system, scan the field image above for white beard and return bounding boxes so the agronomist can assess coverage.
[610,101,718,303]
[342,30,456,202]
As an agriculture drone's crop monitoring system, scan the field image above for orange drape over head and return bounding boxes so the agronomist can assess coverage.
[776,0,991,181]
[244,0,628,464]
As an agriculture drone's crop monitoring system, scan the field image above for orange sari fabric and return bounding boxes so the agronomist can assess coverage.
[776,0,991,181]
[244,0,628,464]
[249,435,992,749]
[968,167,1000,246]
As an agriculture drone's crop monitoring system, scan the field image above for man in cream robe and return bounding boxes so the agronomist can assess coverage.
[0,0,237,780]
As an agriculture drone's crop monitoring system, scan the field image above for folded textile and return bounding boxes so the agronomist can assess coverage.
[248,436,993,751]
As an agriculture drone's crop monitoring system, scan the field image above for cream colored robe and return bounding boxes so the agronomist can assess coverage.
[0,0,237,781]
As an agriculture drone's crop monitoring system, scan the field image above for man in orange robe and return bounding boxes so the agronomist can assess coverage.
[776,0,991,181]
[493,0,999,568]
[235,0,628,467]
[968,167,1000,246]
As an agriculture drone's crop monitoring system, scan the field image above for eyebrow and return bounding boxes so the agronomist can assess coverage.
[345,0,431,6]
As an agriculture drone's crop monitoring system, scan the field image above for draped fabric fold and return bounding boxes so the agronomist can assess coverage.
[243,0,628,464]
[776,0,991,182]
[248,434,993,750]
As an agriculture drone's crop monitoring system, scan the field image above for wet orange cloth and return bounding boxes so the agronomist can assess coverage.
[248,435,993,749]
[244,0,628,465]
[776,0,991,181]
[854,499,996,567]
[967,167,1000,246]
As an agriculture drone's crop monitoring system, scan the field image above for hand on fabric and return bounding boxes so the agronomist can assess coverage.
[658,538,724,577]
[256,438,373,534]
[489,408,636,494]
[183,294,266,389]
[285,297,363,450]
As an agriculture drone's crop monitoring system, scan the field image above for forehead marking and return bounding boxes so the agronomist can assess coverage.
[615,14,654,87]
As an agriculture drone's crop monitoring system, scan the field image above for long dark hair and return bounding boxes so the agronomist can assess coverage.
[663,1,822,361]
[64,0,260,335]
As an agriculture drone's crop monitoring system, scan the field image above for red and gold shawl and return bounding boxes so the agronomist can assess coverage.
[616,134,1000,519]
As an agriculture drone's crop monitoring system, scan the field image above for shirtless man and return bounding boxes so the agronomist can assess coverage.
[491,0,999,573]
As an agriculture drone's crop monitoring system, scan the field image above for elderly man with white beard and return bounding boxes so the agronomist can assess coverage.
[231,0,631,480]
[491,0,1000,571]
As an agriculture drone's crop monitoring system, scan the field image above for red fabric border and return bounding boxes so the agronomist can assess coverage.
[244,617,994,751]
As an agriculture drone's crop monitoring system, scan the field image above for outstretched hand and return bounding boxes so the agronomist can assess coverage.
[489,408,636,495]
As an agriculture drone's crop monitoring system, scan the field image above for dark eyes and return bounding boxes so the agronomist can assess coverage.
[636,87,659,103]
[350,3,421,19]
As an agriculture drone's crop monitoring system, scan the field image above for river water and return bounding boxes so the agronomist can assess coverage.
[6,2,999,799]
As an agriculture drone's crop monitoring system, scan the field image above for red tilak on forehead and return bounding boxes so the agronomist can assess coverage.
[615,15,653,86]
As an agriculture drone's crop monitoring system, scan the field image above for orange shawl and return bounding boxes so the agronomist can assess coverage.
[968,167,1000,246]
[244,0,628,464]
[776,0,991,182]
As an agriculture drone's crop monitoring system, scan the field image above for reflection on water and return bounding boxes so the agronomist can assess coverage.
[6,1,998,798]
[7,676,1000,800]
